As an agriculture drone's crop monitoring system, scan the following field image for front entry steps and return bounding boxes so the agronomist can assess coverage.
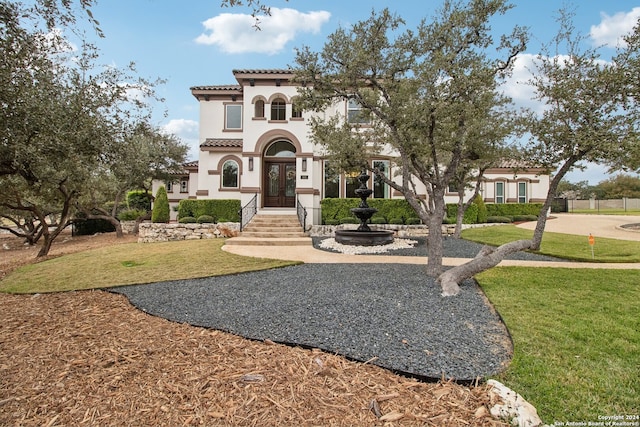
[225,214,312,247]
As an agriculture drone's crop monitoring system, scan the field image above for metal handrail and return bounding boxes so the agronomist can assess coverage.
[296,195,308,232]
[239,194,258,231]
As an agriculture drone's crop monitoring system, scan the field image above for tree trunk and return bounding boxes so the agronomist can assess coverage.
[437,238,535,296]
[425,191,447,277]
[132,212,151,235]
[436,200,553,296]
[453,199,465,238]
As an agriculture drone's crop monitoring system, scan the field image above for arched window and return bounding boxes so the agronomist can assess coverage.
[265,140,296,157]
[271,98,286,121]
[254,100,265,118]
[291,97,303,119]
[222,160,239,188]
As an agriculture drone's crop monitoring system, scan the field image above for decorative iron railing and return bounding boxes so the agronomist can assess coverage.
[239,194,257,231]
[296,195,308,232]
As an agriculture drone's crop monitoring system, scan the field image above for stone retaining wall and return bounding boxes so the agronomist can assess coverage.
[138,223,240,243]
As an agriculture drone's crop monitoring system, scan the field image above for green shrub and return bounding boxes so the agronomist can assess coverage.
[486,203,543,217]
[445,203,479,224]
[178,199,241,222]
[389,217,404,225]
[118,209,147,221]
[442,217,455,224]
[197,215,215,224]
[406,218,421,225]
[127,190,152,212]
[217,218,230,223]
[324,219,340,225]
[371,216,387,224]
[320,198,418,224]
[487,216,512,223]
[152,186,170,223]
[474,195,488,223]
[178,216,197,224]
[339,217,358,224]
[513,214,538,222]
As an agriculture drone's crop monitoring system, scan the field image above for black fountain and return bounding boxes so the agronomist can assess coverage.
[334,169,394,246]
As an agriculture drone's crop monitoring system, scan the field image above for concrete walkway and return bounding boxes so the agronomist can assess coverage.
[222,214,640,269]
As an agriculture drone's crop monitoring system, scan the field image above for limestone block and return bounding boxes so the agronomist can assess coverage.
[487,379,547,427]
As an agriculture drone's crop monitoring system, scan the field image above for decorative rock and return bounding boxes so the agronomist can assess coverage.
[487,379,547,427]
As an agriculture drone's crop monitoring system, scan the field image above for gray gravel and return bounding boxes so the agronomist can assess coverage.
[111,259,515,382]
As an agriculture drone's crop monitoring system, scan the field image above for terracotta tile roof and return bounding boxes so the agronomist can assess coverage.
[232,69,293,75]
[201,138,243,148]
[184,160,199,169]
[495,159,543,169]
[189,84,242,91]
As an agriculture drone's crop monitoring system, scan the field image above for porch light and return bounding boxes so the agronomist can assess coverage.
[248,157,254,171]
[302,158,307,172]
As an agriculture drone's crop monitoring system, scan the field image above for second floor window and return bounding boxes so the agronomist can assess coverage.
[291,100,303,119]
[225,104,242,129]
[347,98,370,124]
[254,100,265,118]
[180,179,188,193]
[166,181,173,193]
[271,98,286,121]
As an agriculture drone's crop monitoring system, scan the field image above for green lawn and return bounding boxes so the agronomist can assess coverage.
[0,239,300,293]
[461,225,640,262]
[477,267,639,422]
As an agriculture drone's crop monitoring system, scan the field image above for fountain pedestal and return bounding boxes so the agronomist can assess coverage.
[334,170,394,246]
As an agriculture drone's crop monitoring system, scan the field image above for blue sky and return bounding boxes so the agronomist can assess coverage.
[79,0,640,185]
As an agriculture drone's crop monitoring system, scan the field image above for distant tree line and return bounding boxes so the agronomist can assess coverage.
[556,175,640,200]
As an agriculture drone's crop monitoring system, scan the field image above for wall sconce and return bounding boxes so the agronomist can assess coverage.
[302,158,307,172]
[248,157,254,171]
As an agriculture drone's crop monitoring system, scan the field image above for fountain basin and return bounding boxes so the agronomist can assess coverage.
[334,229,394,246]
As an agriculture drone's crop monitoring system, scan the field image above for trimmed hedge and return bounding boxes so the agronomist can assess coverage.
[321,198,544,225]
[445,204,479,224]
[197,215,215,223]
[178,199,241,223]
[486,203,543,217]
[487,216,512,223]
[178,216,197,224]
[321,198,419,225]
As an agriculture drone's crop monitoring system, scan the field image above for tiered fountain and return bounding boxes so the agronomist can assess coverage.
[334,170,394,246]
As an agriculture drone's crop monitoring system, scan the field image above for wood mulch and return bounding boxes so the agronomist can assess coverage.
[0,232,509,426]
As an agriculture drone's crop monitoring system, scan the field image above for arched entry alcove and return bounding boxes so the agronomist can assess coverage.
[263,140,296,207]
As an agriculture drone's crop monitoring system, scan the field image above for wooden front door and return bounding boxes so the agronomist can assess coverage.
[263,161,296,207]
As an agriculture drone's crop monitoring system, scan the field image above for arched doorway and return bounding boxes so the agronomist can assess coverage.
[263,140,296,207]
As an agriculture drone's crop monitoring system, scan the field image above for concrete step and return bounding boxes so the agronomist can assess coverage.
[225,237,312,246]
[243,225,303,233]
[240,231,307,238]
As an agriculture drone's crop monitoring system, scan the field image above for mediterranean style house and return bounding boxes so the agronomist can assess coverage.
[153,69,550,223]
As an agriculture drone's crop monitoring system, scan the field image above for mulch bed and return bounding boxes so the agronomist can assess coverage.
[0,232,509,426]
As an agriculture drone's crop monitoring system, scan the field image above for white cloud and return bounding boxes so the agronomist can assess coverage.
[501,53,542,113]
[195,7,331,55]
[162,119,199,161]
[590,7,640,48]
